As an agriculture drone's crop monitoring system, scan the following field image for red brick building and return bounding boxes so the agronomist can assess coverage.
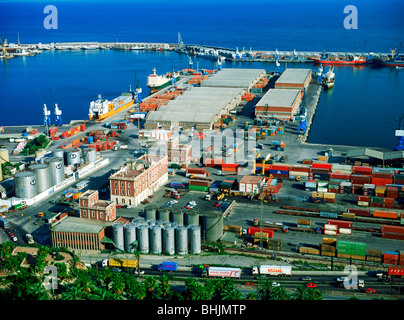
[79,189,116,222]
[109,154,168,206]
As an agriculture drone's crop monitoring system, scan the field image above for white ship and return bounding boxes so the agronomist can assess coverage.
[146,68,180,93]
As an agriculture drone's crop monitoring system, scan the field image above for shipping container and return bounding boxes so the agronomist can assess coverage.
[252,265,292,276]
[202,267,241,278]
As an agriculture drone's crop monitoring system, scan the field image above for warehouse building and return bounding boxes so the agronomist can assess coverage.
[109,154,168,206]
[255,88,302,121]
[238,175,266,194]
[50,216,111,251]
[145,68,266,131]
[275,68,312,90]
[202,68,266,90]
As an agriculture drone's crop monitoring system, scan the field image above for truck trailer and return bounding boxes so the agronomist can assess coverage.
[202,267,241,278]
[252,265,292,277]
[101,258,137,268]
[158,261,178,272]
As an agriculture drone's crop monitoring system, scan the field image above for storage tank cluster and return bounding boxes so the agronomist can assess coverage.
[54,148,97,167]
[111,217,202,256]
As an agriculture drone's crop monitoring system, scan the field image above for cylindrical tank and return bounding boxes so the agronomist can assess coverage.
[64,148,81,165]
[144,206,157,221]
[185,212,200,226]
[149,225,162,255]
[29,163,51,194]
[112,223,125,252]
[82,147,97,164]
[171,210,184,226]
[14,171,38,199]
[137,224,149,254]
[163,226,175,255]
[203,213,224,242]
[188,225,201,255]
[44,157,65,186]
[124,224,137,253]
[0,147,10,165]
[158,209,170,222]
[175,226,188,255]
[52,149,64,159]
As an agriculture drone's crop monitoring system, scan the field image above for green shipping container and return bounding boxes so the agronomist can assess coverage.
[369,196,383,204]
[189,185,209,192]
[337,241,367,256]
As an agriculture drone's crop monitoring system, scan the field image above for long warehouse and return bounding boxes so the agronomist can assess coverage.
[275,68,312,90]
[145,68,267,131]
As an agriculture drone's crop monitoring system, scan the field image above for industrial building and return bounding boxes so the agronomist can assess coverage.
[238,175,266,194]
[167,137,192,166]
[255,88,303,121]
[275,68,312,90]
[79,189,116,222]
[144,68,266,131]
[109,154,168,206]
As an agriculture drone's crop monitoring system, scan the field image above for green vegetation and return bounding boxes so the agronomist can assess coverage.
[21,134,50,155]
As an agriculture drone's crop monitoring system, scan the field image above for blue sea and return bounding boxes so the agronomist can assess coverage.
[1,0,404,149]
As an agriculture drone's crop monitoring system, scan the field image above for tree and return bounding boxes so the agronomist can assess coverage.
[293,285,323,300]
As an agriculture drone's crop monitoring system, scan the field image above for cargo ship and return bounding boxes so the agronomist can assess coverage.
[310,51,366,65]
[372,44,404,67]
[146,68,180,94]
[89,93,134,121]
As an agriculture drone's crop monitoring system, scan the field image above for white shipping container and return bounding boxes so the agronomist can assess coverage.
[252,265,292,276]
[290,171,309,177]
[357,201,369,207]
[324,224,338,231]
[339,228,352,235]
[324,229,337,236]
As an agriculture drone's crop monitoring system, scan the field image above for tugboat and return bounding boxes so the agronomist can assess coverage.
[322,67,335,89]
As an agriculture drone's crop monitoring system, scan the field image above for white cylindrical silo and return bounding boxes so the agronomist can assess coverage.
[149,225,162,255]
[124,224,137,253]
[112,223,125,252]
[137,224,149,254]
[175,226,188,256]
[163,226,175,256]
[188,225,201,255]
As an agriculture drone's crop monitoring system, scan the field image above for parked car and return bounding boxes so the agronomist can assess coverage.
[306,283,317,288]
[366,288,376,294]
[301,276,312,281]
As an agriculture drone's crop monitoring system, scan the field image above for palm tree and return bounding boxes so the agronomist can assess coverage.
[293,285,323,300]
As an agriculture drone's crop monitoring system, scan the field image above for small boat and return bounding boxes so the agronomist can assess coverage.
[323,66,335,89]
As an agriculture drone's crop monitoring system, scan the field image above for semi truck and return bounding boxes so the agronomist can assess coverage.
[202,266,241,278]
[158,261,178,272]
[252,265,292,277]
[0,217,9,229]
[101,258,137,268]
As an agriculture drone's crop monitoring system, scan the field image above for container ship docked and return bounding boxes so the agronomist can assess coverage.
[89,92,134,121]
[310,51,366,65]
[147,68,180,94]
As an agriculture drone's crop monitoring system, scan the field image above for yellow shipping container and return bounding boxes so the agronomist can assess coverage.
[312,192,324,198]
[322,237,337,245]
[324,192,335,199]
[318,156,328,161]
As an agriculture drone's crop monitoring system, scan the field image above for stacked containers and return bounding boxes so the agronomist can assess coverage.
[372,168,394,186]
[269,164,289,178]
[188,179,210,192]
[327,219,353,235]
[336,241,367,260]
[383,251,400,265]
[381,225,404,240]
[366,249,383,262]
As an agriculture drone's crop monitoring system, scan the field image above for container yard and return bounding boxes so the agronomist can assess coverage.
[0,61,403,301]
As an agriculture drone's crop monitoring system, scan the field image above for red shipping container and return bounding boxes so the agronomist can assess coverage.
[352,166,373,174]
[381,225,404,234]
[347,208,371,216]
[372,177,394,185]
[350,174,372,184]
[358,195,370,202]
[330,173,351,180]
[290,165,310,173]
[327,219,352,229]
[247,227,274,238]
[382,233,404,240]
[271,164,289,171]
[312,163,332,170]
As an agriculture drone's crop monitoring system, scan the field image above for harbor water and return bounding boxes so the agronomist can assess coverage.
[1,0,404,150]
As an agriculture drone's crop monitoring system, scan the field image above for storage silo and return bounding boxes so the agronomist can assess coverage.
[29,163,51,193]
[14,171,38,199]
[188,225,201,255]
[203,213,224,242]
[44,157,65,186]
[137,224,149,254]
[64,148,81,165]
[52,149,64,159]
[175,226,188,255]
[163,226,175,255]
[112,223,125,252]
[158,209,170,222]
[185,212,200,226]
[82,147,97,164]
[144,206,157,221]
[172,210,184,226]
[149,225,162,255]
[124,224,137,253]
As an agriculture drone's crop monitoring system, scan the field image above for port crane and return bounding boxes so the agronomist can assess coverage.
[395,116,404,151]
[177,32,185,52]
[217,57,222,71]
[135,72,142,103]
[390,42,403,60]
[38,89,51,127]
[49,89,62,126]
